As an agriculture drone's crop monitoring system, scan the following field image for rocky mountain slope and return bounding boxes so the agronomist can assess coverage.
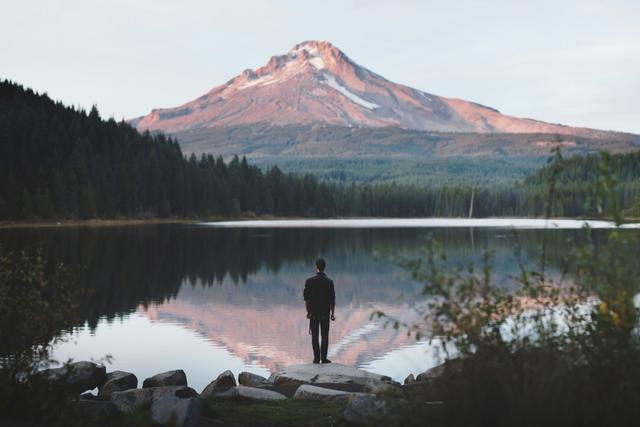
[175,123,639,158]
[134,41,618,137]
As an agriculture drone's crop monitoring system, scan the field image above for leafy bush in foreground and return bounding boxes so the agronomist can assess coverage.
[381,152,640,426]
[0,248,84,425]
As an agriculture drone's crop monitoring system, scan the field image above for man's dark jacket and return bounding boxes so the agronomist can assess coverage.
[303,272,335,315]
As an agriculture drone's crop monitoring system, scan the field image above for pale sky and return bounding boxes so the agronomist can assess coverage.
[2,0,639,133]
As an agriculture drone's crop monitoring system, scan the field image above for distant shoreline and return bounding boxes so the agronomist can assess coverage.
[0,218,199,229]
[2,216,639,230]
[0,216,302,229]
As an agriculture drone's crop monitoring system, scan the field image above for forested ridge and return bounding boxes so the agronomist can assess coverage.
[528,150,640,184]
[1,80,639,220]
[526,151,640,217]
[0,80,342,219]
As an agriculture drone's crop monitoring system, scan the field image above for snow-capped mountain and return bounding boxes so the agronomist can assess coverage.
[133,41,610,137]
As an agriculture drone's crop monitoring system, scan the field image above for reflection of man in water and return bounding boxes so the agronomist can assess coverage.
[304,258,336,364]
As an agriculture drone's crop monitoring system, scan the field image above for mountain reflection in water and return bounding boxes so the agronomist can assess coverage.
[0,224,595,390]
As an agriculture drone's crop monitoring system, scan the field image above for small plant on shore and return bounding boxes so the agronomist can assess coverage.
[0,247,86,425]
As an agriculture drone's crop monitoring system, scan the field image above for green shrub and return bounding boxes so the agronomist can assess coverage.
[0,247,84,425]
[381,152,640,426]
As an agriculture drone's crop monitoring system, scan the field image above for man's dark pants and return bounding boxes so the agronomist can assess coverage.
[310,316,330,361]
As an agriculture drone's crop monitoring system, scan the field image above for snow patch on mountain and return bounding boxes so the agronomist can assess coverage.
[237,74,278,90]
[237,61,303,90]
[309,56,325,70]
[290,42,320,56]
[322,74,379,110]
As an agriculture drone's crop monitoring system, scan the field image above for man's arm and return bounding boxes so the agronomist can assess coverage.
[330,280,336,319]
[304,279,311,317]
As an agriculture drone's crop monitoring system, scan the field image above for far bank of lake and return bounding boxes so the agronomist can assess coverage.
[3,216,640,230]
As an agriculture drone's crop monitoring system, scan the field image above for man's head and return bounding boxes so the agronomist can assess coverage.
[315,258,326,272]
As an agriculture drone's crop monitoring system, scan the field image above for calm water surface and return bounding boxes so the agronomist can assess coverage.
[0,220,628,391]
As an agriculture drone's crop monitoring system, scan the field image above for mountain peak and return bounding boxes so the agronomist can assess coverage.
[289,40,340,57]
[289,41,352,71]
[134,41,611,138]
[246,40,349,75]
[290,40,335,50]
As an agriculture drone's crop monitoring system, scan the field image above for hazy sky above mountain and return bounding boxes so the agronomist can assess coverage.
[2,0,639,133]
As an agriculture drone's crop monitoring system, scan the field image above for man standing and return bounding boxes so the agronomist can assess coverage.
[303,258,336,364]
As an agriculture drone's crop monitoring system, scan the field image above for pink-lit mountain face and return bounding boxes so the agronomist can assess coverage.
[134,41,609,137]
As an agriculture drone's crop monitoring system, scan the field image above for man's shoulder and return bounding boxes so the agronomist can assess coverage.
[305,274,333,284]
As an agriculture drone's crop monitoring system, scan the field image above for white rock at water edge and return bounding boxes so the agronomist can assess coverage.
[269,363,393,386]
[215,386,287,401]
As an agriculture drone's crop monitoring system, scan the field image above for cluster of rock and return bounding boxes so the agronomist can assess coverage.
[41,362,201,427]
[200,363,412,426]
[42,360,455,426]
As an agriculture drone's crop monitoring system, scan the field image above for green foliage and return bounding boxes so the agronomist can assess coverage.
[528,149,640,185]
[0,81,338,219]
[0,248,79,368]
[527,150,640,218]
[0,247,84,425]
[177,122,640,159]
[252,156,545,186]
[381,152,640,425]
[203,397,347,426]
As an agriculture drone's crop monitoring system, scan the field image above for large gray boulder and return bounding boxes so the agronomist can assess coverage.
[142,369,187,388]
[343,394,409,426]
[110,388,153,413]
[99,371,138,398]
[200,370,237,399]
[238,371,268,387]
[211,385,286,401]
[293,384,358,402]
[42,361,107,394]
[151,395,203,427]
[111,386,197,413]
[268,364,393,387]
[237,385,286,401]
[215,385,287,400]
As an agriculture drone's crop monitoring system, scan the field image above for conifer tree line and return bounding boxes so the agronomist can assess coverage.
[1,80,639,220]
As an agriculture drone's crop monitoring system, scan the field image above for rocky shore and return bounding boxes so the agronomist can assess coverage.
[42,361,449,426]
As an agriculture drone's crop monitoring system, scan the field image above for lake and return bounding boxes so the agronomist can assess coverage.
[1,219,636,392]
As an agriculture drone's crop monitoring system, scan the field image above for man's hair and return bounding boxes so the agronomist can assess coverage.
[315,258,326,272]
